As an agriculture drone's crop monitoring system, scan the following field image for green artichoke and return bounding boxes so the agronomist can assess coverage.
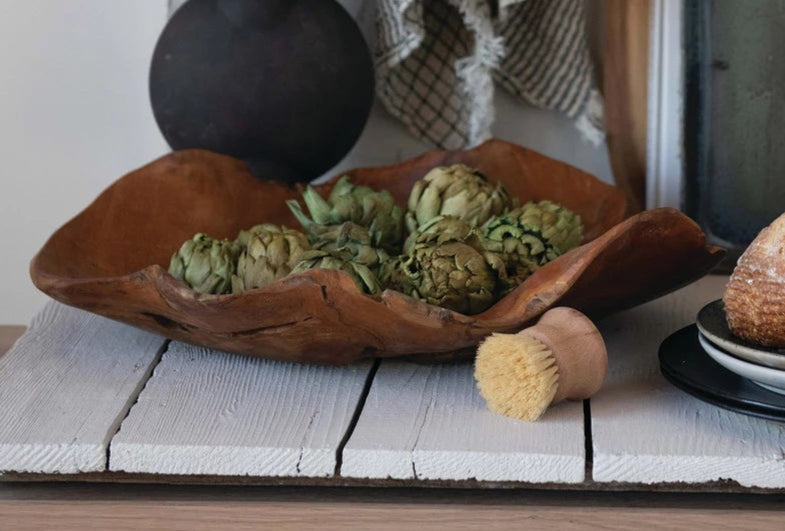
[231,225,311,294]
[286,175,403,251]
[482,200,583,290]
[235,223,278,248]
[291,250,383,295]
[381,241,498,315]
[403,215,481,255]
[311,222,389,275]
[169,233,239,294]
[402,215,507,283]
[405,164,511,233]
[528,200,584,254]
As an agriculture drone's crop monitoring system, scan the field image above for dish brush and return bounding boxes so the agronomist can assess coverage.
[475,306,607,421]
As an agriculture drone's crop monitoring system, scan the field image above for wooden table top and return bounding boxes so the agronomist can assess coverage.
[1,325,784,530]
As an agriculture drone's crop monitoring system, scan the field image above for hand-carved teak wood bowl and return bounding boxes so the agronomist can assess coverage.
[30,139,723,364]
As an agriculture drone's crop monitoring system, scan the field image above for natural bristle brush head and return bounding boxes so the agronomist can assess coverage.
[474,307,607,422]
[475,333,559,421]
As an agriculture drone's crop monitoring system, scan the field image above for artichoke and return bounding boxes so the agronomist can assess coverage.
[403,215,481,255]
[291,250,383,295]
[311,222,389,275]
[530,200,584,254]
[381,241,498,315]
[235,223,279,248]
[232,225,311,294]
[402,215,507,283]
[169,233,239,294]
[286,175,403,251]
[482,200,583,290]
[405,164,510,233]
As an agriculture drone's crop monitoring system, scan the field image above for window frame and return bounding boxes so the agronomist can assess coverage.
[646,0,685,210]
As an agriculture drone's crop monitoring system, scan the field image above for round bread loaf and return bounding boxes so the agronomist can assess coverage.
[724,212,785,347]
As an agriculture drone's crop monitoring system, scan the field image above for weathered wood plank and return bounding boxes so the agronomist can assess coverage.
[342,361,585,483]
[0,302,166,474]
[109,342,374,477]
[592,275,785,488]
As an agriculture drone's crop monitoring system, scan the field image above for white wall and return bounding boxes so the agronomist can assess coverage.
[0,1,170,324]
[0,1,612,325]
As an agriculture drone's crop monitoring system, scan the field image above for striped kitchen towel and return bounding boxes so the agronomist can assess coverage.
[375,0,603,150]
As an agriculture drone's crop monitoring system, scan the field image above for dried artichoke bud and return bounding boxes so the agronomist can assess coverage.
[231,225,311,294]
[482,201,583,290]
[384,241,497,315]
[403,215,481,255]
[169,233,239,294]
[402,215,507,286]
[405,164,510,233]
[235,223,281,249]
[312,222,389,274]
[291,249,382,295]
[515,200,583,254]
[286,175,403,251]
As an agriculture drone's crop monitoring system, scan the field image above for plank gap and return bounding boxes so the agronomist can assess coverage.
[583,399,593,482]
[105,339,170,469]
[334,358,380,477]
[341,361,585,482]
[5,469,785,494]
[109,343,374,477]
[0,302,166,474]
[591,276,785,489]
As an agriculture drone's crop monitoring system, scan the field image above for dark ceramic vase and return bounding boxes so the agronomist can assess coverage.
[150,0,375,183]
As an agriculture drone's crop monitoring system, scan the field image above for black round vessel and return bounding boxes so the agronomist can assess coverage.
[150,0,375,183]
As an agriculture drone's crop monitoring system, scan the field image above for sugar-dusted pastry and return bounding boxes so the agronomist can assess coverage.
[724,212,785,347]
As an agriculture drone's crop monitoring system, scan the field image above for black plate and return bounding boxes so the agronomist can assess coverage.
[659,325,785,422]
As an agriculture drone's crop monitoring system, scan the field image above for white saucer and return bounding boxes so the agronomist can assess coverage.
[698,333,785,396]
[696,300,785,370]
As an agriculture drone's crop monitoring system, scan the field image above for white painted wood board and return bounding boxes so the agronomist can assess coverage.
[592,275,785,488]
[109,341,374,477]
[341,361,586,483]
[0,302,166,474]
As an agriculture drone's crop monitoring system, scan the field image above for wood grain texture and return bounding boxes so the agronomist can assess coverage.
[2,486,785,531]
[342,361,585,483]
[0,302,165,474]
[604,0,650,214]
[109,341,373,477]
[592,275,785,488]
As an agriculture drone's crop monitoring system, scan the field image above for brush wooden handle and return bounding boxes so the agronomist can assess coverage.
[520,307,607,402]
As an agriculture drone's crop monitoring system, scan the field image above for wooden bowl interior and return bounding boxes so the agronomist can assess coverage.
[339,141,625,242]
[35,152,300,279]
[36,141,626,283]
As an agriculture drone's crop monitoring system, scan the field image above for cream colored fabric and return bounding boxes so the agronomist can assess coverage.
[375,0,603,149]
